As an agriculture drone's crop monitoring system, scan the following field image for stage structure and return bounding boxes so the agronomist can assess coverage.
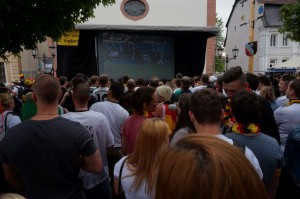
[57,0,218,80]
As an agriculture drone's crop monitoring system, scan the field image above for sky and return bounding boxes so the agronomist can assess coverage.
[216,0,235,36]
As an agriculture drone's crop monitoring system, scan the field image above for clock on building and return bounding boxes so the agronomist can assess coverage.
[121,0,149,21]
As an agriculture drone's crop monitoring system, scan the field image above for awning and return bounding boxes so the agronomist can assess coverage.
[75,24,219,37]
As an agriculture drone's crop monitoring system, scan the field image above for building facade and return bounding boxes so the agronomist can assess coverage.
[0,55,20,83]
[225,0,299,73]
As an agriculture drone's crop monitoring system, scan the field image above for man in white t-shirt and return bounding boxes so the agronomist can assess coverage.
[62,76,114,199]
[92,74,109,102]
[90,82,129,196]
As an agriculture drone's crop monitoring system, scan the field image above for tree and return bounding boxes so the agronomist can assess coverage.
[214,14,225,72]
[0,0,114,58]
[279,1,300,42]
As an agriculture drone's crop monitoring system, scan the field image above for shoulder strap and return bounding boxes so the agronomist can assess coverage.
[161,103,166,120]
[232,139,246,153]
[4,112,15,133]
[118,157,128,197]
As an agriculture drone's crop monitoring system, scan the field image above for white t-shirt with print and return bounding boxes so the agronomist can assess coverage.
[62,110,114,189]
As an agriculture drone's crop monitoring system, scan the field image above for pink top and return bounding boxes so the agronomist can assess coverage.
[123,115,147,154]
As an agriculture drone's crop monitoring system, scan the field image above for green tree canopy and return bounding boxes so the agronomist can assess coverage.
[0,0,114,58]
[280,1,300,42]
[215,14,225,72]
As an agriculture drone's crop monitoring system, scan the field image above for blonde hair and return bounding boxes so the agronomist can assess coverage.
[155,134,268,199]
[260,86,276,101]
[24,92,34,102]
[156,85,173,101]
[127,118,169,195]
[0,93,14,109]
[0,193,26,199]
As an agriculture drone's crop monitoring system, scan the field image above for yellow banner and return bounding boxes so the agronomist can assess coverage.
[57,30,80,46]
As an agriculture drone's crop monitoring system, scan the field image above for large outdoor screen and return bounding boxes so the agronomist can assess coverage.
[99,32,174,80]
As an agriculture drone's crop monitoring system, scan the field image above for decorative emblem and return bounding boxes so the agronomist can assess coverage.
[245,41,257,56]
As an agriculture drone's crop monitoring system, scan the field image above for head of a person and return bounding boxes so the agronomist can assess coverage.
[132,118,169,160]
[99,74,109,87]
[132,87,157,115]
[155,134,268,199]
[231,90,261,124]
[33,74,60,105]
[175,73,183,79]
[24,92,34,102]
[24,78,34,88]
[181,76,192,91]
[0,93,14,111]
[257,75,271,91]
[127,79,136,91]
[156,85,173,103]
[279,74,296,94]
[222,66,247,98]
[89,75,99,87]
[286,79,300,100]
[216,76,224,93]
[136,78,144,87]
[19,74,25,81]
[209,75,217,84]
[129,118,170,194]
[109,81,124,100]
[165,81,175,91]
[0,193,26,199]
[174,93,195,133]
[149,76,160,89]
[192,76,200,86]
[245,73,259,91]
[200,74,209,85]
[59,76,68,87]
[189,88,222,126]
[72,75,90,105]
[174,78,182,88]
[259,86,276,102]
[122,75,130,85]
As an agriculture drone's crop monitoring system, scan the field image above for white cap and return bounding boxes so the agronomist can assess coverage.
[209,75,217,83]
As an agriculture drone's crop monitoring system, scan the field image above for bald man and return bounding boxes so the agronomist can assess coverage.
[0,74,102,199]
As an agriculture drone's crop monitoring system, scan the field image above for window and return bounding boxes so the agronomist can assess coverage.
[269,59,277,67]
[282,58,289,63]
[282,34,288,46]
[270,34,277,46]
[0,63,5,83]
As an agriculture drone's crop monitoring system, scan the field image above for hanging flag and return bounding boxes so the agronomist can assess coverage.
[245,41,257,56]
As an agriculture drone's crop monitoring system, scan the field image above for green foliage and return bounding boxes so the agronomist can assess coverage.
[0,0,115,58]
[214,14,225,72]
[215,56,225,72]
[279,1,300,42]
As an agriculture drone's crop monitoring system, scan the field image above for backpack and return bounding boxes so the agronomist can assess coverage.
[14,86,24,101]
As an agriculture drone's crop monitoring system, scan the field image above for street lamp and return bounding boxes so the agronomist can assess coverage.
[217,46,239,71]
[32,45,56,75]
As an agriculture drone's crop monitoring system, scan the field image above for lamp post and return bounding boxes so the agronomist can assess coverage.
[217,46,239,71]
[32,45,56,75]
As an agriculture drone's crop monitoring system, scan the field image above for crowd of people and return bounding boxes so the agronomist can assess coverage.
[0,67,299,199]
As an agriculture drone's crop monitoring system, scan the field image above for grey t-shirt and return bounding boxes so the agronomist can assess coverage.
[0,117,96,199]
[225,132,284,191]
